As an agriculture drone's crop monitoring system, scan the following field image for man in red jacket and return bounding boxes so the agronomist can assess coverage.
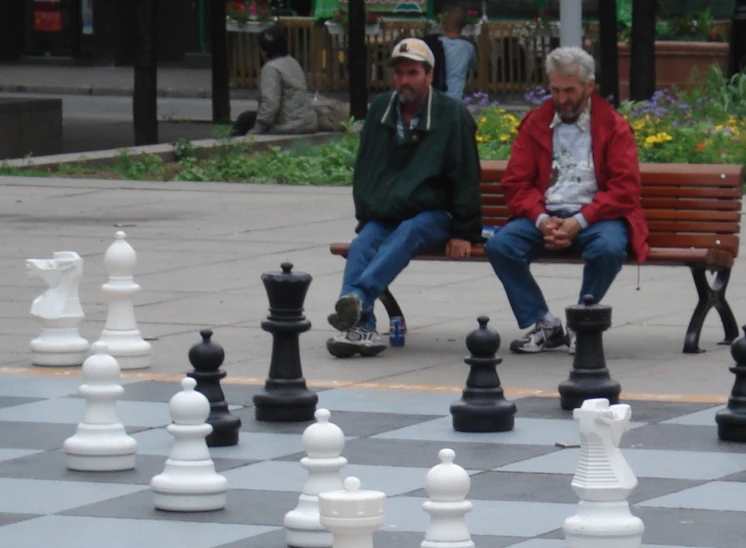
[485,46,649,354]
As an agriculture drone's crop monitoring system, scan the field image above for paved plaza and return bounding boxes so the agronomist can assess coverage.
[0,174,745,548]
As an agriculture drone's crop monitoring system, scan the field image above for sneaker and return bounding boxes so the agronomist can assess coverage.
[567,327,577,355]
[326,327,387,358]
[510,321,567,354]
[327,294,362,331]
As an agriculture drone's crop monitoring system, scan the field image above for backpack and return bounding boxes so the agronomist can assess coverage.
[422,34,448,92]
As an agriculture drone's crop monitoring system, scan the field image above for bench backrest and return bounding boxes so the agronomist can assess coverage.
[480,161,744,258]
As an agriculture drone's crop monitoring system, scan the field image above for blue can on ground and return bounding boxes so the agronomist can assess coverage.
[389,316,406,347]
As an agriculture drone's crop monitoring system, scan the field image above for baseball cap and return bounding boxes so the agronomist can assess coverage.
[389,38,435,67]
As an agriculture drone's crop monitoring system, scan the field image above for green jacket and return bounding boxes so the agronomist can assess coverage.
[352,88,483,243]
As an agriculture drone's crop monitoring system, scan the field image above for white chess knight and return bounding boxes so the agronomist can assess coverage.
[563,398,645,548]
[151,377,228,512]
[63,342,137,471]
[421,449,474,548]
[285,408,347,548]
[27,251,90,366]
[95,231,151,370]
[319,477,386,548]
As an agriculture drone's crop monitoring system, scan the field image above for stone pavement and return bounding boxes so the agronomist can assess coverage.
[0,174,744,403]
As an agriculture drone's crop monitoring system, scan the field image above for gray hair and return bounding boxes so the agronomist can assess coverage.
[545,47,596,84]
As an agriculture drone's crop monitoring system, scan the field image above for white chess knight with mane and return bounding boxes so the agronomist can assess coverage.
[27,251,90,366]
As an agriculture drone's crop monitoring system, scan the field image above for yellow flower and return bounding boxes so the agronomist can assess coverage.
[476,135,485,143]
[631,119,645,131]
[480,116,487,124]
[500,134,511,142]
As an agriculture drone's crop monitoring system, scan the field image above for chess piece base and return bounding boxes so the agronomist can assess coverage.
[422,541,475,548]
[206,417,241,447]
[286,500,333,548]
[451,400,516,433]
[30,328,89,367]
[63,423,137,471]
[151,459,228,512]
[97,330,152,370]
[558,372,621,411]
[254,388,319,422]
[564,501,644,548]
[716,409,746,441]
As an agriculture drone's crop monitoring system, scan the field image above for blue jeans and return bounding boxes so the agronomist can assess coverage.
[485,217,629,329]
[340,210,452,331]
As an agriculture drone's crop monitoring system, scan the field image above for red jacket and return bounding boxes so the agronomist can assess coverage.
[502,93,650,262]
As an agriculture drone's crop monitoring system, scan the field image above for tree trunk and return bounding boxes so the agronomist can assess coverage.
[730,0,746,76]
[347,0,368,121]
[629,0,656,101]
[598,0,619,106]
[210,0,231,123]
[133,0,158,145]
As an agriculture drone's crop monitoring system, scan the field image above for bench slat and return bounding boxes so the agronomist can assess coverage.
[647,221,741,233]
[640,198,742,211]
[644,209,741,222]
[642,187,743,199]
[647,233,738,254]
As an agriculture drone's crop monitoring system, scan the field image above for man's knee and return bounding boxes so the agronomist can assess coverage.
[584,236,627,264]
[348,235,377,263]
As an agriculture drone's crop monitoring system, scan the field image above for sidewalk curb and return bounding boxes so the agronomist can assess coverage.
[0,84,257,100]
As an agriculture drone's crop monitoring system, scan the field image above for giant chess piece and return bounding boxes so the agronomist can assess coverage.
[187,329,241,447]
[716,326,746,441]
[450,316,516,432]
[319,477,386,548]
[27,251,89,366]
[558,295,621,411]
[95,231,151,370]
[151,377,228,511]
[421,449,474,548]
[285,408,347,548]
[63,342,137,471]
[253,262,318,422]
[563,398,644,548]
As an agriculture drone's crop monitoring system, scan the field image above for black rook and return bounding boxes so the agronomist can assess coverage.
[450,316,516,432]
[187,329,241,447]
[558,295,621,410]
[253,262,318,422]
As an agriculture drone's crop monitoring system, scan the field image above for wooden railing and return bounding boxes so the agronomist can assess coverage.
[228,18,731,98]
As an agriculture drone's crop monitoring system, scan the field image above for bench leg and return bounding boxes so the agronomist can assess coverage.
[683,265,739,354]
[378,287,405,329]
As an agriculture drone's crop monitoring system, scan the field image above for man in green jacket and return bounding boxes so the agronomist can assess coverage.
[327,38,482,358]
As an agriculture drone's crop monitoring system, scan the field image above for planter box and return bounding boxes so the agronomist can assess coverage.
[617,41,730,101]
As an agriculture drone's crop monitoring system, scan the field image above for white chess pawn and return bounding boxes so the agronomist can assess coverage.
[563,398,645,548]
[27,251,89,367]
[421,449,474,548]
[319,477,386,548]
[63,342,137,471]
[150,377,228,512]
[95,231,151,370]
[285,408,348,548]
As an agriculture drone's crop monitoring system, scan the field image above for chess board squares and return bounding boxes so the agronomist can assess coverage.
[639,481,746,512]
[0,515,278,548]
[0,397,171,428]
[497,447,746,481]
[317,388,464,416]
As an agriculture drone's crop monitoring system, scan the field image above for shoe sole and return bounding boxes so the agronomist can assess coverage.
[328,295,361,331]
[358,344,386,357]
[509,339,568,354]
[326,339,359,359]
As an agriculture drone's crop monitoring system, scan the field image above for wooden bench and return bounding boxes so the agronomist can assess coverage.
[330,161,743,354]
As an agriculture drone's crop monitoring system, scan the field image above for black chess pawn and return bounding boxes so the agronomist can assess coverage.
[558,295,621,410]
[450,316,516,432]
[716,326,746,441]
[188,329,242,447]
[253,262,318,422]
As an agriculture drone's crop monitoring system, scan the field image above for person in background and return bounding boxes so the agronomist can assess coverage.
[440,6,478,100]
[231,26,318,136]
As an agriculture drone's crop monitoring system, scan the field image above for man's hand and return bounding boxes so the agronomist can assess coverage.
[445,238,471,259]
[539,216,563,248]
[546,217,582,250]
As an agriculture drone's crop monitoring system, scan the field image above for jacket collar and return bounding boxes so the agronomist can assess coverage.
[526,92,609,150]
[549,99,591,131]
[380,87,437,132]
